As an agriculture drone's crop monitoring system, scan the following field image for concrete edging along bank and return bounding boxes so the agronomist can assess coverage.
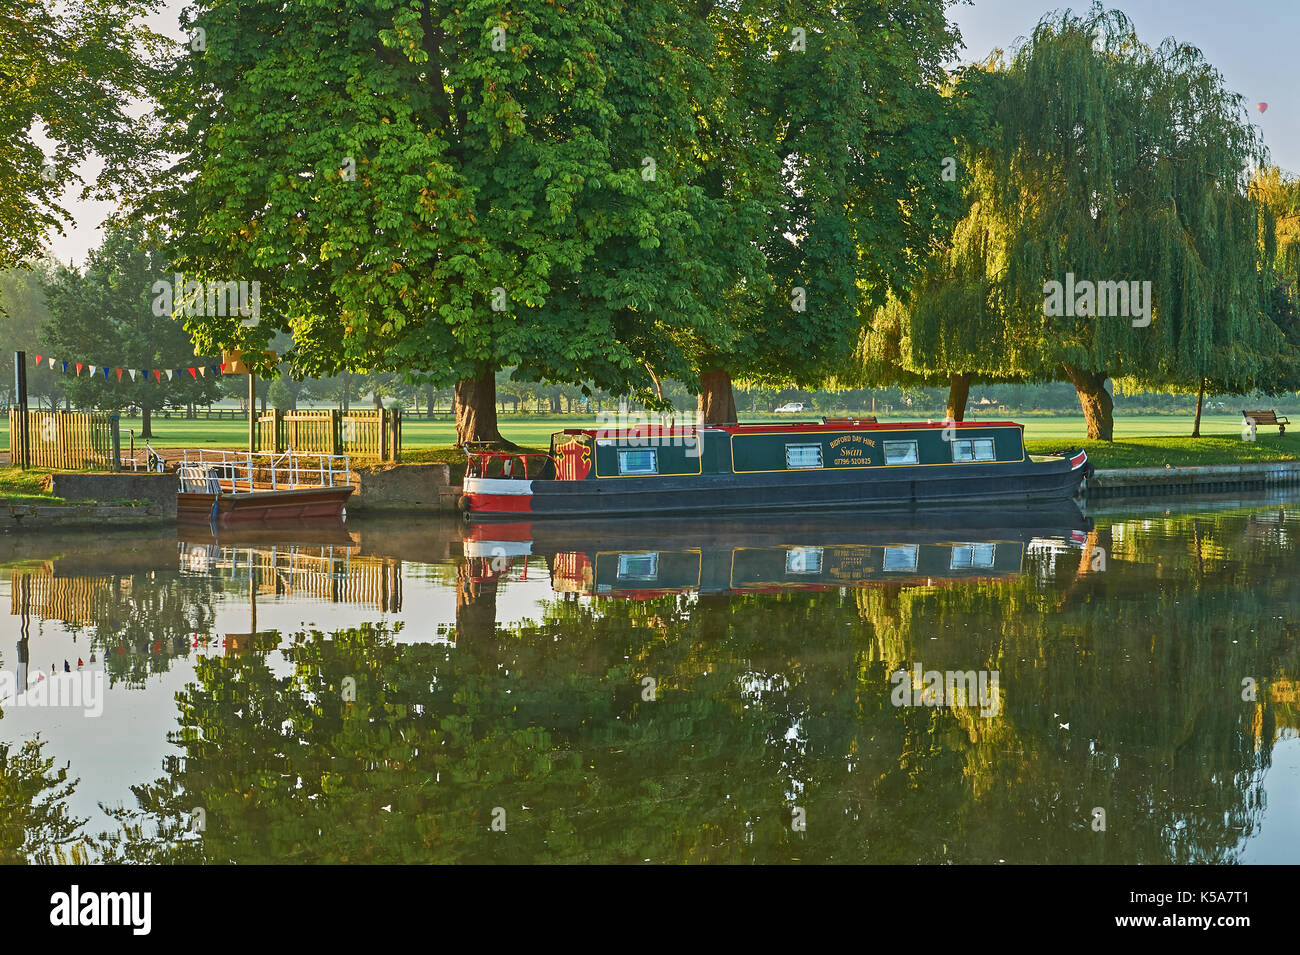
[1085,461,1300,498]
[2,500,174,530]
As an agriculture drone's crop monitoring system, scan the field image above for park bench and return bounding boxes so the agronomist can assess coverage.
[1242,409,1290,434]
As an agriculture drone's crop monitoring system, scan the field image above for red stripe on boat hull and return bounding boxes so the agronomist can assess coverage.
[463,493,533,514]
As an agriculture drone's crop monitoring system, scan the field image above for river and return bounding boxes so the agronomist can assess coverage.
[1,494,1297,863]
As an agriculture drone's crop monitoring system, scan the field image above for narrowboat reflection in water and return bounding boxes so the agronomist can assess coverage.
[462,505,1092,597]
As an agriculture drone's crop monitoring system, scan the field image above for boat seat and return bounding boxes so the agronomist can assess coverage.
[178,464,221,494]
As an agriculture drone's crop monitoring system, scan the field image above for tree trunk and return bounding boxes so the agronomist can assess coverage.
[456,562,499,645]
[454,368,504,445]
[697,368,738,425]
[140,405,153,440]
[426,385,435,418]
[946,372,973,422]
[1062,365,1114,441]
[1192,379,1205,437]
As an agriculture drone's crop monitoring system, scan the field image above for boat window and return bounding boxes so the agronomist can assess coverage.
[786,547,823,574]
[882,441,919,465]
[785,444,824,469]
[883,545,919,571]
[951,543,996,569]
[618,449,658,475]
[952,438,997,462]
[617,553,659,579]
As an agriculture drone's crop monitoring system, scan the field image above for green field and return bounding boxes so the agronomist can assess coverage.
[0,411,1274,449]
[4,412,1297,476]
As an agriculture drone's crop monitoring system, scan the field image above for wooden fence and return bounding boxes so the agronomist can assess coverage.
[8,410,119,470]
[255,408,400,462]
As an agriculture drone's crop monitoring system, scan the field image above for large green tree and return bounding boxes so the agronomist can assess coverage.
[40,227,223,438]
[864,6,1283,439]
[0,0,165,272]
[136,0,741,445]
[684,0,966,423]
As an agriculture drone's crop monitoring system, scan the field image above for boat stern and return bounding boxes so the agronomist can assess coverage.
[461,477,535,516]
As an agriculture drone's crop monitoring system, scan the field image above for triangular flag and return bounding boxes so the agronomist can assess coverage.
[141,368,148,381]
[166,370,174,381]
[89,365,97,376]
[48,357,55,368]
[116,368,123,382]
[61,360,68,373]
[103,367,110,381]
[75,363,83,375]
[34,354,41,364]
[220,363,227,373]
[129,369,136,381]
[153,370,161,382]
[198,366,206,377]
[188,367,197,379]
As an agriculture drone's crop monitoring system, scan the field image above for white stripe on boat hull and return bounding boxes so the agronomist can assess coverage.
[463,478,534,495]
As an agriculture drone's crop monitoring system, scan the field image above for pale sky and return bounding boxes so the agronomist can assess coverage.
[43,0,1297,266]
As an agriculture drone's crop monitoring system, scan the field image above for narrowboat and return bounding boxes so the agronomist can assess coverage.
[460,419,1091,520]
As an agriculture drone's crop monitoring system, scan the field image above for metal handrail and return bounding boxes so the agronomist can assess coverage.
[178,448,352,493]
[464,447,555,480]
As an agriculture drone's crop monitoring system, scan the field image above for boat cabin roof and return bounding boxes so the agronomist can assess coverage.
[560,420,1021,439]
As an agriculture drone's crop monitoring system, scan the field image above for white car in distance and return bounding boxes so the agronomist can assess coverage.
[774,402,806,413]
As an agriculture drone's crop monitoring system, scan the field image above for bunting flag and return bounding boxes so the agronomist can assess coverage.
[29,355,224,382]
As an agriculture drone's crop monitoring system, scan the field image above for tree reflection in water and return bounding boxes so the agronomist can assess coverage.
[89,505,1300,863]
[2,507,1297,862]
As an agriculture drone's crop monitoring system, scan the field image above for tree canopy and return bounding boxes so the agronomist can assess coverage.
[0,0,165,272]
[858,4,1290,439]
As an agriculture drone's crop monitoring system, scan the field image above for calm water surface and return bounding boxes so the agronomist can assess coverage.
[1,496,1298,863]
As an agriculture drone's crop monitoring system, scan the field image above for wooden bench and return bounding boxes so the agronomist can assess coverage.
[1243,409,1290,434]
[822,416,878,425]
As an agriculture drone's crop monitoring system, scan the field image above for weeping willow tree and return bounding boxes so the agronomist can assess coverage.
[1244,167,1300,401]
[861,5,1282,439]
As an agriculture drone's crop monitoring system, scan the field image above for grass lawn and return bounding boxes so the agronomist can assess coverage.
[0,411,1269,450]
[1024,434,1300,469]
[3,412,1295,475]
[0,469,60,503]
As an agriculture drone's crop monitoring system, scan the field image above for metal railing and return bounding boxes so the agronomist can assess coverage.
[177,449,352,494]
[463,444,555,480]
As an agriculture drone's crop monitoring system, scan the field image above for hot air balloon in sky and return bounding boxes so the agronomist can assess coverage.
[1257,102,1268,113]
